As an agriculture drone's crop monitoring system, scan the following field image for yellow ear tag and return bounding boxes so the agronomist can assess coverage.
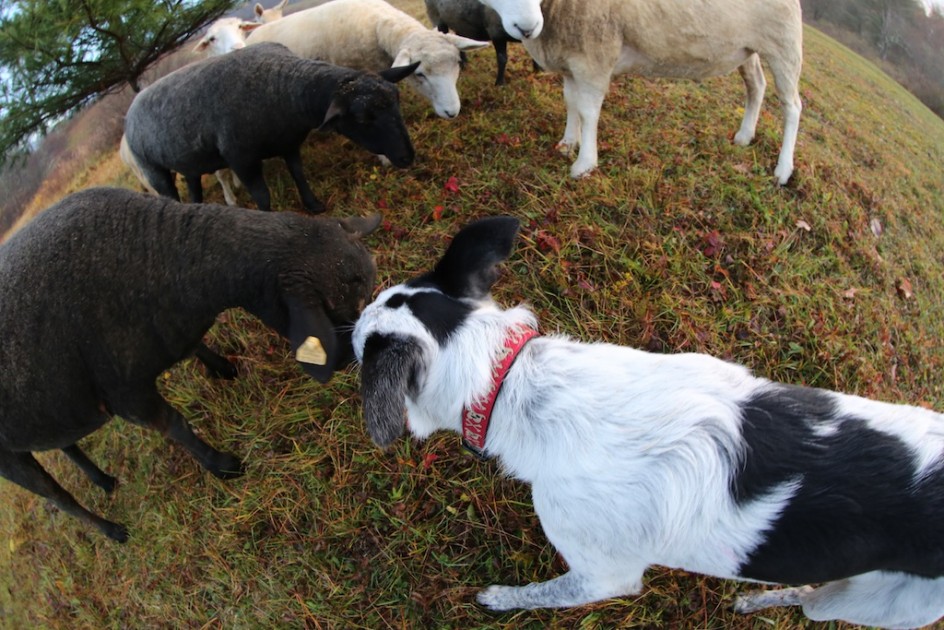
[296,336,327,365]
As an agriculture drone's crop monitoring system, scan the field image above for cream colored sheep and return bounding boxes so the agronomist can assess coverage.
[254,0,288,23]
[479,0,803,185]
[246,0,489,119]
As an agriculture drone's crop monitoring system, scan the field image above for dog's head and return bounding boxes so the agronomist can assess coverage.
[353,216,521,448]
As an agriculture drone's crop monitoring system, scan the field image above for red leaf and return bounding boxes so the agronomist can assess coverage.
[535,230,561,253]
[422,453,439,470]
[443,176,460,194]
[432,205,444,221]
[701,230,724,257]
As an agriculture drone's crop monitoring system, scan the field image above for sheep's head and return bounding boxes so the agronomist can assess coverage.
[477,0,544,40]
[320,66,417,168]
[253,0,287,23]
[392,32,489,119]
[193,17,261,56]
[275,213,382,383]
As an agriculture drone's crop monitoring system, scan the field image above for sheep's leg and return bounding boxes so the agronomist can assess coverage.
[118,390,243,479]
[734,53,766,146]
[566,76,608,178]
[477,568,644,610]
[283,149,325,214]
[62,444,117,493]
[766,55,802,185]
[230,162,272,211]
[158,405,244,479]
[141,165,180,201]
[184,174,204,204]
[194,342,238,379]
[493,40,508,86]
[0,450,129,542]
[557,75,582,157]
[215,169,238,206]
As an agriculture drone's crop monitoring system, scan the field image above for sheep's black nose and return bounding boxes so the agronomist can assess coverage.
[517,25,534,39]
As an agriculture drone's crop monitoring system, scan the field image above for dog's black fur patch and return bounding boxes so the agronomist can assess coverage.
[384,290,472,344]
[734,384,944,584]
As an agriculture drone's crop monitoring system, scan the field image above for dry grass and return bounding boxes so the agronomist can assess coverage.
[2,3,944,628]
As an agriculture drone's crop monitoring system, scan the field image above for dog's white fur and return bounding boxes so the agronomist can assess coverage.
[353,217,944,628]
[477,0,803,184]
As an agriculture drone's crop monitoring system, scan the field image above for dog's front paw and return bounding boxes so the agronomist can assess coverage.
[476,584,520,611]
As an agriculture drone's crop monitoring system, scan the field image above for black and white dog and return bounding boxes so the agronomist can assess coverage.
[353,216,944,628]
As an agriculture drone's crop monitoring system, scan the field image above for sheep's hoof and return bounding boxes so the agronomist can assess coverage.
[555,141,577,157]
[209,453,244,480]
[733,130,754,146]
[774,164,794,186]
[302,201,327,215]
[206,358,238,380]
[96,473,118,494]
[569,162,597,179]
[103,520,130,543]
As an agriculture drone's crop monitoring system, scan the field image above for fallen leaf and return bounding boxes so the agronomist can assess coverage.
[701,230,724,257]
[535,230,561,253]
[843,288,858,300]
[432,205,444,221]
[896,277,914,300]
[796,219,811,232]
[443,176,460,194]
[870,217,883,237]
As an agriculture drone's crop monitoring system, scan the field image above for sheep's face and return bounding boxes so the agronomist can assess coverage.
[393,33,487,119]
[277,214,381,381]
[394,36,463,119]
[193,18,251,56]
[478,0,544,40]
[326,75,415,168]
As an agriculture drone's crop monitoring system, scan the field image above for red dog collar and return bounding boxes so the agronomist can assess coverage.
[461,324,539,459]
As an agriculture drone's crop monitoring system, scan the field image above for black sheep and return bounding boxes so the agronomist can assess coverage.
[125,42,417,213]
[0,187,379,541]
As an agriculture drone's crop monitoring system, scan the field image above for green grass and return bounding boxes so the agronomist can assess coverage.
[3,8,944,628]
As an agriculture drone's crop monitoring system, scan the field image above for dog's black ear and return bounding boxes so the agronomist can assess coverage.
[425,216,520,300]
[284,296,343,383]
[360,333,424,447]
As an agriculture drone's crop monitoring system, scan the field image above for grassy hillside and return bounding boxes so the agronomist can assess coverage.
[3,4,944,627]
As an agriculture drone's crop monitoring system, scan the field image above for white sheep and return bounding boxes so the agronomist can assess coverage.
[192,16,255,56]
[246,0,489,119]
[478,0,803,185]
[254,0,288,23]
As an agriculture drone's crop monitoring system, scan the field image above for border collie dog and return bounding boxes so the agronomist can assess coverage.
[352,216,944,628]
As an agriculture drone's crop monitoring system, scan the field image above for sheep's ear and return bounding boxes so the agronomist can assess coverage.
[423,216,520,300]
[320,98,345,128]
[284,296,341,383]
[444,34,491,51]
[360,334,423,447]
[253,2,265,18]
[239,21,262,34]
[381,60,421,84]
[338,213,382,238]
[193,38,210,53]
